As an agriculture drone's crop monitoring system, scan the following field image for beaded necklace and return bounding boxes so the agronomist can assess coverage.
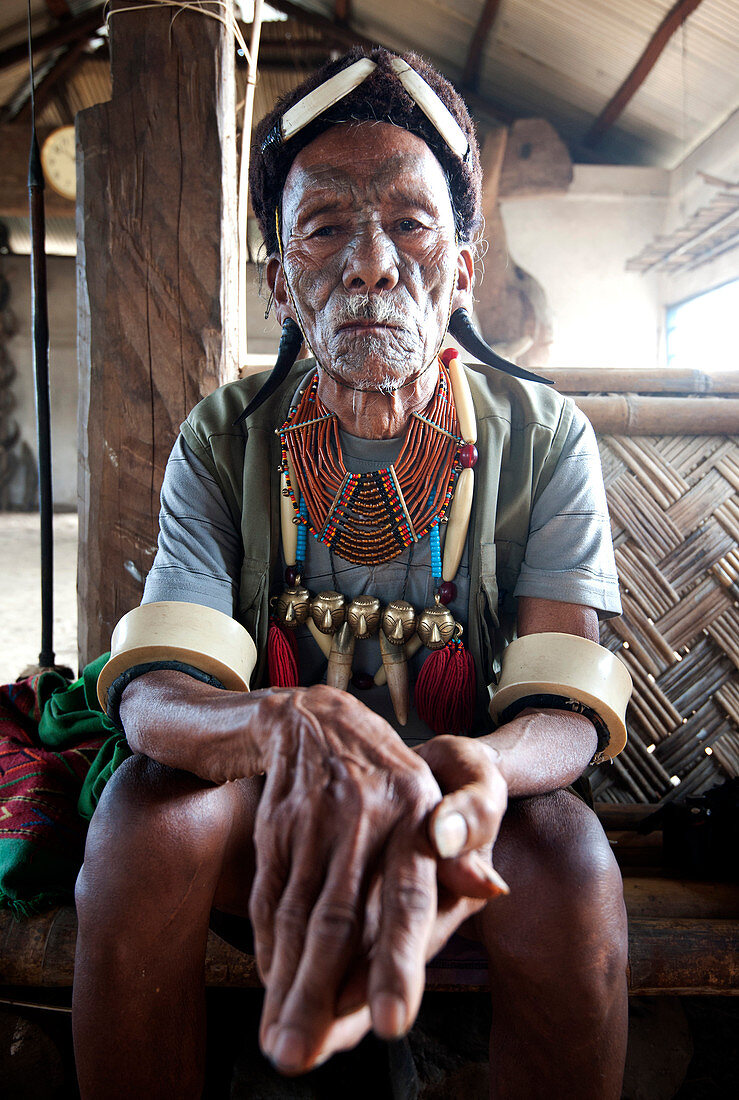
[270,350,479,736]
[278,361,460,566]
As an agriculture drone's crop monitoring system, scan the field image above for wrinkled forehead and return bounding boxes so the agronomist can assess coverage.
[279,122,456,235]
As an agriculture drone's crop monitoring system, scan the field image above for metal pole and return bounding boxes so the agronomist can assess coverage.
[27,0,55,668]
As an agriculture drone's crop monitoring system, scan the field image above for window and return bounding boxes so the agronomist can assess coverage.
[666,280,739,372]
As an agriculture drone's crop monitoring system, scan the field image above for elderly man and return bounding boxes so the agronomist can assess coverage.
[73,48,630,1099]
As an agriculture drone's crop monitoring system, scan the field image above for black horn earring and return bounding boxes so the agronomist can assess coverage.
[233,318,304,428]
[448,308,553,386]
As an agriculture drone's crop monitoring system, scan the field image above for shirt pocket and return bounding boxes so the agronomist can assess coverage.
[238,558,269,651]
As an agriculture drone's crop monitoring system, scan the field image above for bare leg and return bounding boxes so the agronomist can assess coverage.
[72,755,260,1100]
[473,789,628,1100]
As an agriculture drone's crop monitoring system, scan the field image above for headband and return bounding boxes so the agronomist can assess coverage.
[261,56,470,163]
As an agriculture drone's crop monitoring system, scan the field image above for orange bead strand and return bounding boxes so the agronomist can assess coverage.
[279,361,461,565]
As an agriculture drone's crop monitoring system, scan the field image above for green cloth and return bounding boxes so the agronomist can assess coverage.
[37,653,131,821]
[0,655,131,917]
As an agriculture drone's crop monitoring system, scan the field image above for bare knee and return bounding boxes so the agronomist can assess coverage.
[75,755,235,927]
[481,790,627,995]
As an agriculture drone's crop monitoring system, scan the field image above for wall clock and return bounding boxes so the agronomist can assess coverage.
[40,125,76,201]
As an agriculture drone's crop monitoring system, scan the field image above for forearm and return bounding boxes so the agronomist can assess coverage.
[481,708,597,799]
[118,669,286,784]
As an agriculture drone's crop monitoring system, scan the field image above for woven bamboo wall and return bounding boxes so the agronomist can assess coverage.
[552,372,739,805]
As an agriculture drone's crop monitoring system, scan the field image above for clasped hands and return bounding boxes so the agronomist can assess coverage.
[250,684,508,1075]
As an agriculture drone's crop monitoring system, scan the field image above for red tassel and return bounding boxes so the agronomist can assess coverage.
[415,639,476,735]
[268,619,299,687]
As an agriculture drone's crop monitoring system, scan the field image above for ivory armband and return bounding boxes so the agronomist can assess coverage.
[97,601,257,714]
[489,632,632,760]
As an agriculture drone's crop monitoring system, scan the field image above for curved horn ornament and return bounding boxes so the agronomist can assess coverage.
[233,317,304,427]
[448,308,553,386]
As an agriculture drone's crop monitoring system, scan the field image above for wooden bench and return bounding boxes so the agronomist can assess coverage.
[1,804,737,1006]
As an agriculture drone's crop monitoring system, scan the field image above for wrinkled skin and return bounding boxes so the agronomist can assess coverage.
[72,122,628,1099]
[269,122,474,438]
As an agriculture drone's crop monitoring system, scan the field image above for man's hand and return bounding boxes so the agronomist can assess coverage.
[249,684,444,1074]
[416,735,509,951]
[121,673,510,1076]
[315,733,510,1066]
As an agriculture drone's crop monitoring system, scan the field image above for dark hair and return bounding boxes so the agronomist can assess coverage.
[250,47,483,255]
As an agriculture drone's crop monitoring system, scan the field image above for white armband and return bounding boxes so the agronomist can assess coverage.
[97,601,257,716]
[489,632,632,761]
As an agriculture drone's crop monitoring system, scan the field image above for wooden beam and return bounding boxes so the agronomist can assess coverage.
[44,0,73,18]
[622,878,739,921]
[260,0,370,50]
[627,918,739,995]
[584,0,706,147]
[0,3,104,74]
[474,126,555,366]
[14,39,88,125]
[0,124,75,217]
[462,0,503,92]
[77,0,238,663]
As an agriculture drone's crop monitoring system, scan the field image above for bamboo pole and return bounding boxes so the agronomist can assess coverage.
[574,396,739,435]
[549,369,739,395]
[4,906,737,993]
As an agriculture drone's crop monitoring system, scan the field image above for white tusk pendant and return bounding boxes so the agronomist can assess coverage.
[380,632,409,726]
[327,622,355,692]
[307,617,332,658]
[375,634,422,685]
[443,467,474,582]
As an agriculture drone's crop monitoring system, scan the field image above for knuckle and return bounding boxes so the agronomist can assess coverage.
[392,764,437,805]
[386,879,433,925]
[274,897,310,932]
[309,899,360,944]
[475,790,499,830]
[304,683,343,709]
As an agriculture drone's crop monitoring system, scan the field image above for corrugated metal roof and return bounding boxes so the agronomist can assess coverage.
[0,0,101,52]
[304,0,739,168]
[0,0,105,120]
[1,0,738,169]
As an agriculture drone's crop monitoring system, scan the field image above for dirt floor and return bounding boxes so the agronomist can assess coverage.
[0,512,78,683]
[1,991,738,1099]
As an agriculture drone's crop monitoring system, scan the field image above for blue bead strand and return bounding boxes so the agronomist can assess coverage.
[296,495,308,561]
[430,521,442,583]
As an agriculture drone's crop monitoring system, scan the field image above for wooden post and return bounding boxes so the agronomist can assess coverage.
[77,0,238,664]
[475,127,555,365]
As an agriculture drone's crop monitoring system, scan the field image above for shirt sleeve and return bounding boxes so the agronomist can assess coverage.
[513,407,622,618]
[142,435,242,616]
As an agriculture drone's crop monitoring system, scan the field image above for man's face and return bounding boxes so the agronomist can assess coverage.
[272,122,470,392]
